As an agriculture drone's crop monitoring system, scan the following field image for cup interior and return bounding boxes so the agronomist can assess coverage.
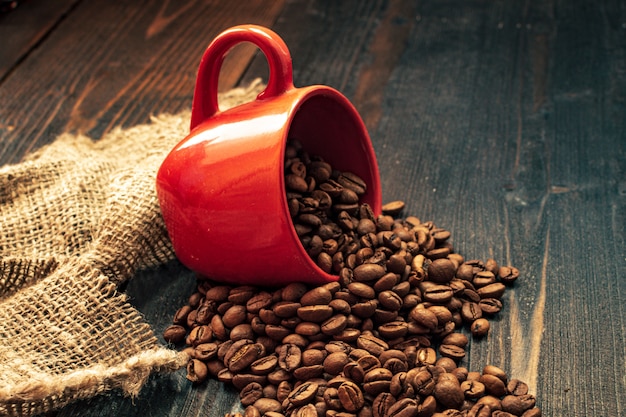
[287,91,382,213]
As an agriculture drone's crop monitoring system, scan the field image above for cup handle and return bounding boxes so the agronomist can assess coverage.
[190,25,295,131]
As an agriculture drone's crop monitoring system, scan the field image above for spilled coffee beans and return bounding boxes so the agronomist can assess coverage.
[164,139,540,417]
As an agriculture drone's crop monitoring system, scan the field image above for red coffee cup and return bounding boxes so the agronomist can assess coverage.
[156,25,382,286]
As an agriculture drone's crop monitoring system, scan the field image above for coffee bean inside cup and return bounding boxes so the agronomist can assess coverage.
[164,139,540,417]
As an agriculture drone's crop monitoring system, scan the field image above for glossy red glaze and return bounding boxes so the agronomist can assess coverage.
[156,25,382,286]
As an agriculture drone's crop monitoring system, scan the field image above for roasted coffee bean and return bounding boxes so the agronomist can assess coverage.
[293,364,324,380]
[420,283,454,303]
[348,282,376,299]
[461,302,483,322]
[498,266,520,284]
[412,369,436,396]
[351,299,378,318]
[415,347,438,366]
[372,392,395,417]
[377,321,408,339]
[460,380,486,399]
[337,380,365,412]
[285,381,319,407]
[479,298,503,315]
[467,402,492,417]
[321,314,349,336]
[507,378,529,396]
[323,387,343,410]
[244,405,261,417]
[292,403,319,417]
[357,334,388,356]
[353,263,386,282]
[193,342,219,361]
[228,342,263,373]
[477,282,506,299]
[521,407,542,417]
[434,374,464,409]
[246,292,273,314]
[477,395,502,411]
[409,304,438,330]
[240,382,264,406]
[470,318,490,337]
[253,398,283,415]
[480,373,508,397]
[277,343,302,372]
[386,398,418,417]
[501,394,536,415]
[187,325,213,346]
[186,358,209,384]
[337,172,367,195]
[324,351,350,375]
[300,287,333,306]
[381,200,405,216]
[439,344,466,361]
[163,325,187,344]
[428,258,456,283]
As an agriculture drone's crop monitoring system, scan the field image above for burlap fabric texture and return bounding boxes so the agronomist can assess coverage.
[0,80,265,417]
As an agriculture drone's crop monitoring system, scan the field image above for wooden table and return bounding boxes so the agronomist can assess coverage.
[1,1,624,416]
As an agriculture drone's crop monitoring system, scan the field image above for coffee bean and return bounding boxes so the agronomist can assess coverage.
[507,378,529,396]
[324,351,350,375]
[501,394,536,415]
[356,334,388,356]
[480,374,508,397]
[277,343,302,372]
[409,304,438,330]
[163,325,187,344]
[244,405,261,417]
[292,403,319,417]
[467,402,492,417]
[193,342,219,361]
[240,382,264,406]
[477,282,506,299]
[337,380,365,412]
[285,381,319,407]
[460,380,486,399]
[498,266,520,284]
[337,172,367,195]
[187,325,213,346]
[353,263,386,282]
[228,342,263,373]
[434,374,464,409]
[386,398,418,417]
[246,292,273,314]
[428,258,456,283]
[470,318,490,337]
[186,358,209,384]
[372,392,395,417]
[253,398,283,415]
[300,287,333,306]
[479,298,503,315]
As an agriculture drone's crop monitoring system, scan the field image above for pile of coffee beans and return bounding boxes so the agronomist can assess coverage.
[163,140,541,417]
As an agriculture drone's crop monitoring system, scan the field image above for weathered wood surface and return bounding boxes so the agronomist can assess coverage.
[0,0,624,416]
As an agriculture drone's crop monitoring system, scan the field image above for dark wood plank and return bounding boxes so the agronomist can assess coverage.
[0,0,285,166]
[0,0,80,81]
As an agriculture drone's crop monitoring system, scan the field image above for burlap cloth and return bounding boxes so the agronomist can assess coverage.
[0,80,265,417]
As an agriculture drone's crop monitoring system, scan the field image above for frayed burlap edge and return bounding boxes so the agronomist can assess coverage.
[0,79,265,417]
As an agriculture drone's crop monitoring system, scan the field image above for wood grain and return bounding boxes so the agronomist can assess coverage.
[0,0,284,166]
[0,0,80,81]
